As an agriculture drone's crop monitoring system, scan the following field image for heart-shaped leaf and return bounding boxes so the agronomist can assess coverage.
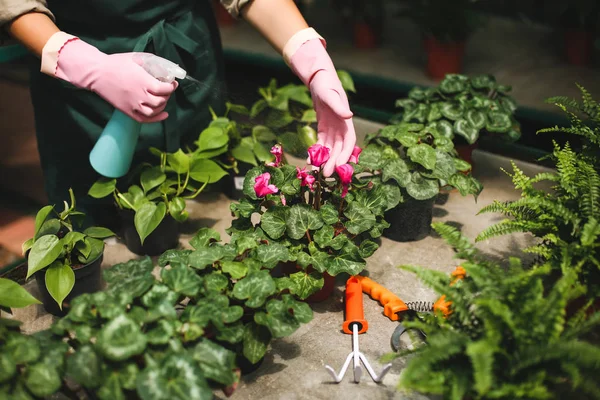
[286,204,324,240]
[243,323,271,364]
[66,345,103,388]
[88,178,117,199]
[465,109,487,130]
[440,102,463,120]
[276,271,324,300]
[97,314,147,361]
[27,235,63,278]
[232,270,277,308]
[0,278,40,308]
[166,149,190,174]
[261,206,288,240]
[83,226,115,239]
[134,202,167,245]
[158,249,191,267]
[189,159,228,183]
[161,263,202,297]
[254,243,290,269]
[221,261,248,280]
[406,173,439,200]
[382,158,411,186]
[407,144,437,170]
[454,119,479,144]
[189,246,225,270]
[434,120,454,138]
[320,204,339,225]
[242,167,265,200]
[23,362,62,397]
[254,295,313,338]
[45,261,75,310]
[140,167,166,193]
[486,111,512,133]
[344,203,376,235]
[193,340,237,386]
[196,126,229,153]
[103,257,155,298]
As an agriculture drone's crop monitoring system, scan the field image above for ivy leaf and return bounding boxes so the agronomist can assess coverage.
[134,202,167,245]
[261,206,288,239]
[320,204,339,225]
[243,323,271,364]
[45,261,75,310]
[97,314,147,361]
[103,257,155,298]
[161,264,203,297]
[406,173,440,200]
[407,144,437,170]
[66,345,103,388]
[232,270,277,308]
[88,178,117,199]
[158,249,192,267]
[221,261,248,280]
[26,235,63,278]
[454,119,479,144]
[193,340,237,386]
[0,278,40,308]
[23,363,62,397]
[277,270,324,300]
[382,158,411,187]
[136,354,211,400]
[188,246,224,270]
[344,203,376,235]
[190,228,221,249]
[254,243,290,269]
[286,204,324,240]
[255,295,313,338]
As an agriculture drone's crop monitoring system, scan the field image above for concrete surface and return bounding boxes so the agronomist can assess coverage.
[6,118,554,399]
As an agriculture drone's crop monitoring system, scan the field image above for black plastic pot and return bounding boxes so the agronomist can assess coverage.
[383,195,437,242]
[34,252,104,317]
[223,163,253,201]
[120,210,180,256]
[236,353,265,375]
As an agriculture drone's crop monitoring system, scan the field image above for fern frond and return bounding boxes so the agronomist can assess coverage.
[529,172,559,184]
[513,340,600,374]
[576,83,600,119]
[563,308,600,340]
[431,222,479,260]
[466,339,497,395]
[581,218,600,247]
[475,220,533,242]
[578,164,600,220]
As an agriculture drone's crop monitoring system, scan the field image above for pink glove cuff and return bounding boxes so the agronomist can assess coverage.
[288,37,336,88]
[282,27,325,66]
[41,31,79,76]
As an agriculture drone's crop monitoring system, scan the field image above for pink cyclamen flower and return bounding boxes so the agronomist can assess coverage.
[349,146,362,164]
[335,164,354,198]
[266,144,283,167]
[254,172,279,197]
[307,144,330,168]
[280,194,287,206]
[296,167,316,191]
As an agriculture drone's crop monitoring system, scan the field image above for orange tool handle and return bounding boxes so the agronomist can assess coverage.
[355,275,408,321]
[433,266,467,317]
[342,276,368,334]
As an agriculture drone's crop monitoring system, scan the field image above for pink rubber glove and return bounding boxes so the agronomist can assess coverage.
[287,31,356,177]
[42,33,178,123]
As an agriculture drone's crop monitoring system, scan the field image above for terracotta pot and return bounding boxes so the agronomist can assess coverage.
[353,22,379,49]
[455,142,478,168]
[564,30,594,66]
[423,37,465,81]
[213,0,236,26]
[279,262,335,303]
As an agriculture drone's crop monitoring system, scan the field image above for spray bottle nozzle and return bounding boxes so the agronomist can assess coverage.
[133,53,187,83]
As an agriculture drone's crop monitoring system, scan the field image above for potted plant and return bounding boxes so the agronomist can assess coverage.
[221,72,356,199]
[21,189,114,316]
[331,0,384,49]
[228,143,399,302]
[88,136,228,255]
[476,85,600,303]
[393,74,521,165]
[359,121,482,242]
[386,222,600,399]
[397,0,486,79]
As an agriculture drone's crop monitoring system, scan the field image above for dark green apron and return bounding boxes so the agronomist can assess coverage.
[28,0,227,228]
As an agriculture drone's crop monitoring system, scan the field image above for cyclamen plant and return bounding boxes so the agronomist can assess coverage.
[228,143,401,299]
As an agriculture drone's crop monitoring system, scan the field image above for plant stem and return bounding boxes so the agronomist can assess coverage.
[113,190,123,209]
[180,170,190,197]
[305,230,312,243]
[117,193,136,211]
[183,179,210,199]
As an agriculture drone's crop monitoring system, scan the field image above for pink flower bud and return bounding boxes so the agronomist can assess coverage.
[266,144,283,167]
[296,167,316,191]
[307,144,330,168]
[335,164,354,198]
[349,146,362,164]
[254,172,279,197]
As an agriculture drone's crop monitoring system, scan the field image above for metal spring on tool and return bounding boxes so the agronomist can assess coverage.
[406,301,434,313]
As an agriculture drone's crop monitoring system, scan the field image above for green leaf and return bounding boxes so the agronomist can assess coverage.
[344,203,376,235]
[466,340,495,395]
[140,167,167,193]
[486,111,512,133]
[254,243,290,269]
[454,158,472,172]
[581,218,600,246]
[169,197,188,222]
[358,144,385,170]
[252,125,277,142]
[0,278,40,308]
[34,205,54,234]
[35,219,61,240]
[320,204,339,225]
[221,261,248,280]
[440,77,467,93]
[261,206,288,239]
[0,353,15,383]
[380,182,403,211]
[449,174,482,197]
[231,142,257,167]
[433,150,457,180]
[286,204,324,240]
[337,70,356,93]
[250,99,268,118]
[242,167,264,200]
[434,120,454,138]
[141,284,178,308]
[83,226,115,239]
[189,246,224,270]
[471,74,495,89]
[193,340,237,386]
[103,257,155,298]
[232,270,277,308]
[407,144,437,170]
[406,173,439,200]
[196,126,229,153]
[161,263,202,297]
[226,102,249,115]
[4,335,40,364]
[465,109,487,130]
[265,109,294,129]
[190,227,221,249]
[26,235,62,278]
[454,119,479,144]
[88,178,117,199]
[382,158,411,186]
[255,295,313,338]
[359,240,379,258]
[66,345,103,388]
[21,238,34,256]
[329,243,365,276]
[243,323,271,364]
[440,102,463,120]
[166,149,190,174]
[254,142,274,163]
[189,159,228,183]
[277,271,324,300]
[45,261,75,310]
[97,314,147,361]
[23,363,62,397]
[146,319,176,344]
[134,202,167,245]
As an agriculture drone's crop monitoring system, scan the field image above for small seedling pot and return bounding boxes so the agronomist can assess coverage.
[34,252,104,317]
[120,210,180,256]
[384,195,437,242]
[423,37,465,81]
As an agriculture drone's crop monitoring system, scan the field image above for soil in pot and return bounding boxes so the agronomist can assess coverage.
[34,253,104,317]
[120,210,180,256]
[423,37,465,81]
[564,29,594,66]
[384,193,437,242]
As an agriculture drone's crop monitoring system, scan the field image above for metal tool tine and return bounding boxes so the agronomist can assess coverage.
[359,353,392,383]
[325,352,354,383]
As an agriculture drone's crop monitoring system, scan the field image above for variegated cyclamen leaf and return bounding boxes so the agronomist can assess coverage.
[96,314,147,361]
[471,74,496,90]
[232,270,277,308]
[23,363,62,397]
[0,353,15,383]
[440,102,464,120]
[189,228,221,250]
[66,345,103,388]
[254,295,313,338]
[329,244,365,276]
[454,119,479,144]
[358,144,386,170]
[254,243,290,269]
[439,76,467,93]
[433,150,458,181]
[276,270,324,300]
[382,158,411,187]
[5,334,41,364]
[434,120,454,138]
[261,206,288,240]
[141,284,179,308]
[320,204,339,225]
[103,257,155,298]
[192,340,237,386]
[158,249,192,268]
[188,246,224,270]
[465,109,487,129]
[221,261,248,279]
[243,323,271,364]
[286,204,324,240]
[406,173,439,200]
[486,111,513,133]
[344,203,376,235]
[407,144,437,171]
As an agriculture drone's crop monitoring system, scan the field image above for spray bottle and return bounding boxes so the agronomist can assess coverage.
[89,54,188,178]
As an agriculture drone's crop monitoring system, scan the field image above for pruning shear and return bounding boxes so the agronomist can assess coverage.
[356,266,466,351]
